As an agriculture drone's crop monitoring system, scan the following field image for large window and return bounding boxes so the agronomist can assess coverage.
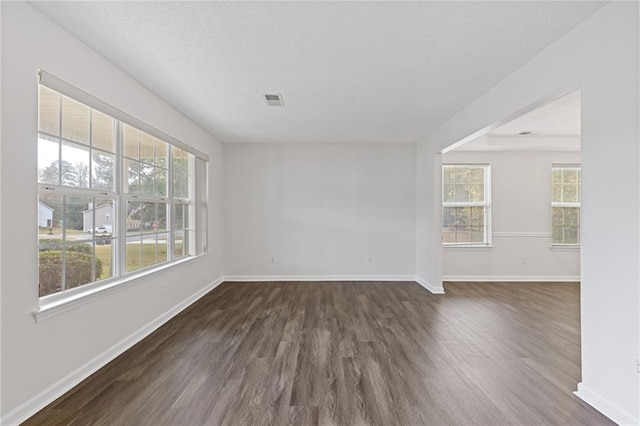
[37,79,207,301]
[442,164,491,245]
[552,165,581,245]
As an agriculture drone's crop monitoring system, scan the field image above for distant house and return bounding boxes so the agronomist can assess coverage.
[38,202,54,228]
[126,211,142,232]
[83,203,113,232]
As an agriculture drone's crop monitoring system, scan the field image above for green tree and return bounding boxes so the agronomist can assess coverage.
[39,160,89,188]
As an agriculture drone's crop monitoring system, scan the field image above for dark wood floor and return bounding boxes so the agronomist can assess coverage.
[25,281,613,426]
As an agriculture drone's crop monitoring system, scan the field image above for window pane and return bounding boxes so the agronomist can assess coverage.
[563,169,578,184]
[126,201,142,235]
[140,132,154,164]
[126,236,142,272]
[456,207,471,227]
[91,110,115,153]
[563,184,578,202]
[38,194,63,241]
[442,166,489,245]
[38,135,60,185]
[142,233,157,267]
[65,243,95,290]
[552,169,562,184]
[552,184,562,203]
[156,233,169,263]
[456,226,471,244]
[140,202,156,233]
[157,202,168,231]
[470,206,484,227]
[454,167,469,184]
[174,230,185,259]
[39,86,60,135]
[173,147,188,175]
[65,197,93,240]
[153,167,168,197]
[140,163,154,196]
[61,142,90,188]
[173,172,188,199]
[443,166,454,184]
[125,159,140,194]
[442,207,456,243]
[95,240,113,282]
[552,207,563,244]
[39,249,63,297]
[185,230,194,256]
[471,227,484,243]
[142,233,169,267]
[138,202,168,233]
[38,90,204,296]
[552,206,580,244]
[470,168,484,184]
[155,138,168,167]
[61,97,90,144]
[174,203,186,230]
[87,198,115,236]
[454,184,469,202]
[469,184,484,202]
[124,124,139,159]
[92,152,115,191]
[443,184,455,203]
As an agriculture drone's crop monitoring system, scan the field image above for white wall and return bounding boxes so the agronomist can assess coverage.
[224,143,416,279]
[417,3,639,424]
[1,3,224,423]
[442,150,580,281]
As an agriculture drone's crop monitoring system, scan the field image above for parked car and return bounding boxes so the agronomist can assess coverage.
[87,226,110,234]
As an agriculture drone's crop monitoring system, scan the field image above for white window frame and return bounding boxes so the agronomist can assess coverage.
[551,164,581,246]
[442,164,492,247]
[37,70,209,310]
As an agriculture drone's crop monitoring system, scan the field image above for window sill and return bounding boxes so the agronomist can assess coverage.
[549,244,580,251]
[443,244,494,250]
[33,255,206,323]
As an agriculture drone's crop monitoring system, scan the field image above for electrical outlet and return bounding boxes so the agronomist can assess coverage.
[635,355,640,376]
[521,257,526,264]
[270,257,275,264]
[365,256,372,264]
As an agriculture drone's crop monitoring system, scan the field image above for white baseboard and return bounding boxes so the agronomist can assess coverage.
[1,277,224,426]
[415,276,445,294]
[575,382,639,426]
[223,275,416,282]
[442,275,580,282]
[224,275,446,295]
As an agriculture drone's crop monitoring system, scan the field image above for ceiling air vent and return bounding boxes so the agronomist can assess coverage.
[265,94,284,107]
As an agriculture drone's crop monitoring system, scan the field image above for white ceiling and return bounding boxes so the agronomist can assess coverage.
[31,2,603,144]
[490,90,581,137]
[457,90,581,151]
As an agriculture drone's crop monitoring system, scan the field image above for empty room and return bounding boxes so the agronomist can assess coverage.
[1,2,638,425]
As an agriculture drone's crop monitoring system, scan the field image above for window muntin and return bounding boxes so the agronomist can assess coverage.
[37,84,205,301]
[442,164,491,245]
[552,166,581,245]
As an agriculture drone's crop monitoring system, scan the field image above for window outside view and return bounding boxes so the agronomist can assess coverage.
[551,166,581,245]
[442,165,490,245]
[38,86,196,298]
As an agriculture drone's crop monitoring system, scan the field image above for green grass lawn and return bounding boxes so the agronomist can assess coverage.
[95,242,184,278]
[39,227,86,235]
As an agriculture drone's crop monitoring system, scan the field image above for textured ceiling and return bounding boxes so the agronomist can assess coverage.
[458,90,581,151]
[31,2,603,144]
[490,90,581,137]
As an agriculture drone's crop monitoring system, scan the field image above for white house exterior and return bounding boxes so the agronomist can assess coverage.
[83,204,113,232]
[37,202,54,228]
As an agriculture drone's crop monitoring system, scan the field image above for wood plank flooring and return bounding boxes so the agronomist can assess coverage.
[24,281,614,425]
